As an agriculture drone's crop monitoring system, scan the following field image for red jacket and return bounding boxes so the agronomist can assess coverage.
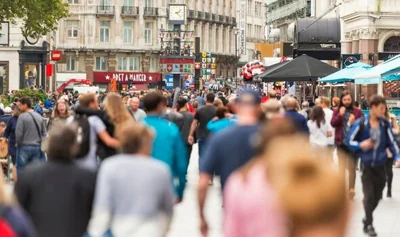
[331,106,363,145]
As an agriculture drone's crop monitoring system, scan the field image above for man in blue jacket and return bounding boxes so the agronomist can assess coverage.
[284,97,309,133]
[348,95,399,237]
[142,92,188,203]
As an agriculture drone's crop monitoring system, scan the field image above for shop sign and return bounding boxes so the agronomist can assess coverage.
[342,54,361,68]
[378,52,400,61]
[239,0,246,55]
[51,51,62,61]
[93,72,161,84]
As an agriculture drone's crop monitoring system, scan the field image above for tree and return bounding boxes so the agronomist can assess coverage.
[0,0,69,38]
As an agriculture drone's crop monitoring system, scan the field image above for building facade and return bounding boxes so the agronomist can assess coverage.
[55,0,237,90]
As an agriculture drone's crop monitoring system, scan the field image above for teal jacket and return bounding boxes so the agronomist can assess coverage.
[207,117,236,133]
[143,115,188,199]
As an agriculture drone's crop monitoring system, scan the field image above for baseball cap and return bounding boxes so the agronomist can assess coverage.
[237,90,261,105]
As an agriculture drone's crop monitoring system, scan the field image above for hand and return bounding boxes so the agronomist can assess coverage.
[212,117,218,121]
[339,106,346,116]
[188,135,194,145]
[200,217,209,237]
[175,198,182,204]
[349,114,356,125]
[360,139,374,151]
[327,131,333,138]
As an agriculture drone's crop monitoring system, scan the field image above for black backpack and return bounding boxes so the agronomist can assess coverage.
[73,114,91,159]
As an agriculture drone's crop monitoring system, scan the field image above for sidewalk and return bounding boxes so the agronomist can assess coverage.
[168,145,400,237]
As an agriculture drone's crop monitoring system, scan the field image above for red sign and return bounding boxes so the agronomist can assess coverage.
[167,64,173,72]
[93,72,161,84]
[51,51,62,61]
[195,63,201,69]
[46,64,53,77]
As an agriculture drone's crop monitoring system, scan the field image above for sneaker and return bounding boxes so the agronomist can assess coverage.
[349,189,356,200]
[362,218,368,232]
[387,189,392,198]
[364,225,377,237]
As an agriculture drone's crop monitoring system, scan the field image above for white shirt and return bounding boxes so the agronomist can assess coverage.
[323,108,335,145]
[308,120,330,147]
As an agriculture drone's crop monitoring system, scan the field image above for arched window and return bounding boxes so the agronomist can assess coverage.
[383,36,400,52]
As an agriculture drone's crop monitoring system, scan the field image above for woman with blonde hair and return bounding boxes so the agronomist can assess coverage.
[104,93,135,133]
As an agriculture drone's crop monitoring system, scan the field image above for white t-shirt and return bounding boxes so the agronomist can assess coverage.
[308,120,330,147]
[67,115,106,171]
[323,108,335,145]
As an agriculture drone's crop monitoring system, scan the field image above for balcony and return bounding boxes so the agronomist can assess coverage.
[205,12,211,21]
[143,7,159,17]
[188,10,195,19]
[232,17,237,26]
[218,15,224,23]
[121,6,139,17]
[211,13,217,22]
[96,6,115,17]
[197,11,204,20]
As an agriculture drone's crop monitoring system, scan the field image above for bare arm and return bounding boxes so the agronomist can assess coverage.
[198,172,212,237]
[188,119,198,144]
[98,131,120,149]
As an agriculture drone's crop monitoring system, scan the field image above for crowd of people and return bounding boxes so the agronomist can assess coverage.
[0,87,398,237]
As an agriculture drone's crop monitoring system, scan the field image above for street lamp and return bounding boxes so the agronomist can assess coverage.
[234,27,239,89]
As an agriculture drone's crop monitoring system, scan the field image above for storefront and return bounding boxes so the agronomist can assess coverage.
[93,72,162,91]
[18,41,48,89]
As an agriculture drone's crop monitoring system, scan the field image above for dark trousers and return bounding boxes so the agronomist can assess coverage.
[385,158,394,192]
[338,144,358,190]
[362,165,386,226]
[198,137,208,169]
[186,144,193,165]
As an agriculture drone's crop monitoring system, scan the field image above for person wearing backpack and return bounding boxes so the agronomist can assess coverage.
[68,93,120,171]
[348,95,400,237]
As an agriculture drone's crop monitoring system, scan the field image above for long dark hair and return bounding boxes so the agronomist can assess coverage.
[310,106,325,128]
[338,90,353,109]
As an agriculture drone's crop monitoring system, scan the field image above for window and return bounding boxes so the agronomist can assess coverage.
[95,57,108,71]
[150,57,158,72]
[123,22,133,44]
[247,24,252,38]
[247,0,252,15]
[124,0,133,6]
[99,21,110,43]
[255,1,262,17]
[67,20,79,38]
[145,0,152,7]
[117,57,140,71]
[66,56,76,71]
[68,0,79,4]
[145,22,153,45]
[100,0,111,5]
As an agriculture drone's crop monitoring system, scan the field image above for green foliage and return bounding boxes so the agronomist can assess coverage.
[12,89,48,104]
[0,0,69,38]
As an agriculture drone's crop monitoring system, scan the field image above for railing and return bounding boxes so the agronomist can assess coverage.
[97,6,115,15]
[218,15,224,22]
[143,7,159,16]
[211,13,217,22]
[121,6,139,16]
[205,12,210,21]
[197,11,204,19]
[188,10,195,19]
[232,17,237,26]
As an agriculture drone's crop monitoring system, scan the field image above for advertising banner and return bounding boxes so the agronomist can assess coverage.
[239,0,246,55]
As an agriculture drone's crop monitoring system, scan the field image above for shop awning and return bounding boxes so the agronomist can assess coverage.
[319,62,372,83]
[354,54,400,84]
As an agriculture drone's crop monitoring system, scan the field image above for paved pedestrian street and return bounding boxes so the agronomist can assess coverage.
[168,145,400,237]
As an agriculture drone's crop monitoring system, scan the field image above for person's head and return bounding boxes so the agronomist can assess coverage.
[310,106,325,128]
[214,98,223,108]
[193,100,199,110]
[332,97,340,108]
[269,91,277,99]
[79,93,98,109]
[46,124,79,162]
[143,92,165,114]
[369,95,387,119]
[354,101,360,108]
[302,101,309,109]
[236,90,262,122]
[129,97,140,111]
[116,122,154,156]
[177,98,188,111]
[53,99,70,118]
[361,95,365,101]
[215,107,227,119]
[262,99,282,119]
[190,94,195,101]
[12,106,21,117]
[339,91,353,109]
[18,96,33,112]
[267,136,349,237]
[38,101,44,108]
[226,101,237,114]
[105,92,135,127]
[3,107,12,115]
[285,97,298,111]
[319,96,330,109]
[206,93,215,104]
[122,95,130,105]
[315,98,321,106]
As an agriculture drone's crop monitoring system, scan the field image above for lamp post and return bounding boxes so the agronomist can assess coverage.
[234,27,239,89]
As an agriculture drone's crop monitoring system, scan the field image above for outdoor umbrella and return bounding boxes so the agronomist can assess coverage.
[354,54,400,83]
[259,54,339,82]
[318,62,372,83]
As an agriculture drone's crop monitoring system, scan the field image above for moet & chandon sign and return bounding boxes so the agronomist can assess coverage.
[239,0,246,55]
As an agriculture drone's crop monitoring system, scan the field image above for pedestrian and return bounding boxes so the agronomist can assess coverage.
[331,91,363,199]
[223,118,298,237]
[33,101,44,116]
[15,124,96,237]
[206,107,236,133]
[188,93,216,167]
[47,99,70,130]
[307,106,331,148]
[318,96,335,149]
[177,98,194,165]
[142,92,187,202]
[284,97,309,133]
[262,99,282,119]
[268,136,349,237]
[385,107,399,198]
[0,169,37,237]
[69,93,119,171]
[197,90,261,237]
[15,96,46,174]
[87,123,174,237]
[332,96,340,110]
[1,107,20,181]
[299,101,310,120]
[348,95,399,237]
[0,107,13,125]
[128,97,147,121]
[361,95,369,110]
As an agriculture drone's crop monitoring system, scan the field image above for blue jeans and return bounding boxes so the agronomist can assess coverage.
[198,137,208,169]
[17,145,45,174]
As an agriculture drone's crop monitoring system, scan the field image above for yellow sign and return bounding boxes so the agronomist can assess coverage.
[211,64,216,69]
[202,52,207,58]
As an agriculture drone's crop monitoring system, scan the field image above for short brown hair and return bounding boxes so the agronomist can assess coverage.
[116,122,154,154]
[369,95,386,108]
[79,93,96,107]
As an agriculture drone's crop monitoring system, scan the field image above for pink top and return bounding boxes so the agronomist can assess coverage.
[223,165,287,237]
